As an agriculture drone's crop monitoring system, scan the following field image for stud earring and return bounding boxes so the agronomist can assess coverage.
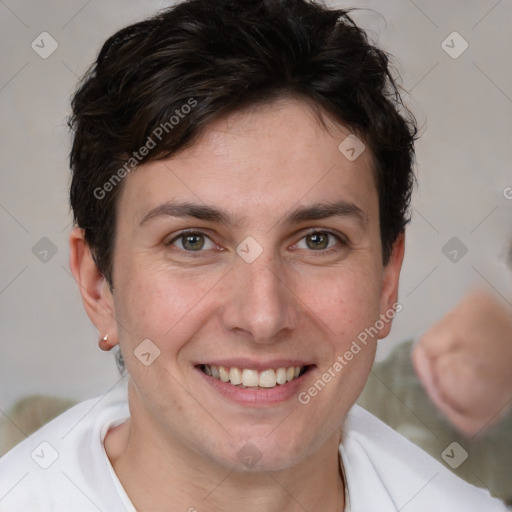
[99,333,111,351]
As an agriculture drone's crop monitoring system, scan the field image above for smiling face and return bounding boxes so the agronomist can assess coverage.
[87,98,403,471]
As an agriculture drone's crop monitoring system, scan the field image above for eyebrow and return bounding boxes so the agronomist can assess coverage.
[286,201,367,229]
[138,200,368,230]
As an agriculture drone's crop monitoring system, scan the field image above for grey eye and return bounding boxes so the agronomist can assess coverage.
[305,232,330,250]
[172,232,215,251]
[181,234,205,250]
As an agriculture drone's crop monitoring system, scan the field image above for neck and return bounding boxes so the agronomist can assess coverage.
[105,386,345,512]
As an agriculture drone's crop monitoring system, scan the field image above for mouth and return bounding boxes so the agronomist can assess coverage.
[199,364,311,389]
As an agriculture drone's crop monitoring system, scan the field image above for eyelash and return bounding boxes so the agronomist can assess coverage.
[292,229,347,253]
[165,228,347,254]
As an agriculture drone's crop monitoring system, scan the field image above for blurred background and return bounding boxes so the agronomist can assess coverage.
[1,0,511,416]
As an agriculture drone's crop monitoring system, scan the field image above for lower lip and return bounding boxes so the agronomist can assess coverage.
[196,367,312,406]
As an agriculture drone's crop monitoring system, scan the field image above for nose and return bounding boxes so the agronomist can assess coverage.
[219,251,299,344]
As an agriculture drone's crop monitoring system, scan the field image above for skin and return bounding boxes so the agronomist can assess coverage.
[413,288,512,437]
[70,98,404,512]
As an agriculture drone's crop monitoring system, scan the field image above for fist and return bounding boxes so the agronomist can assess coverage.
[412,289,512,437]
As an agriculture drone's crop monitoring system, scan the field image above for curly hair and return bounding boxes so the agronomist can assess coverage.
[69,0,417,288]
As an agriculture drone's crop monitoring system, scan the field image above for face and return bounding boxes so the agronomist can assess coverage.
[91,98,403,471]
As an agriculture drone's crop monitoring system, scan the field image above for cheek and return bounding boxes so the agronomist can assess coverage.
[113,261,222,353]
[299,265,383,341]
[294,271,381,436]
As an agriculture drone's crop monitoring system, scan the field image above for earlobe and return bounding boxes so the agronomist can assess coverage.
[69,227,119,349]
[378,232,405,339]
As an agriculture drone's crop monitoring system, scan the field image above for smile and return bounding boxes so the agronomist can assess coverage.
[201,364,308,389]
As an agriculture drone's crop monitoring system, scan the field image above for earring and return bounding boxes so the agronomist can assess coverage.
[99,333,111,351]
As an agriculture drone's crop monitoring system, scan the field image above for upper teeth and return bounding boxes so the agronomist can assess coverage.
[203,365,303,388]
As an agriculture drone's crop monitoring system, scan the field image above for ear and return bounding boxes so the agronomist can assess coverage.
[69,227,118,350]
[377,232,405,339]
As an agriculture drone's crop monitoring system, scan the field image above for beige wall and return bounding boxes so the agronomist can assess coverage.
[1,0,511,410]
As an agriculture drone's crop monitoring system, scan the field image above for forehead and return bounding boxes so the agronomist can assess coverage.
[118,98,378,228]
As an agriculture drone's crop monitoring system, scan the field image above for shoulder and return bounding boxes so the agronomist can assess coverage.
[0,389,130,512]
[340,405,507,512]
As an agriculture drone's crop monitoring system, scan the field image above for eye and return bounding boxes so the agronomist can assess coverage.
[294,231,342,251]
[168,231,216,252]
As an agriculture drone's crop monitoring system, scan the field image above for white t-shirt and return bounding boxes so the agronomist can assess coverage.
[0,388,507,512]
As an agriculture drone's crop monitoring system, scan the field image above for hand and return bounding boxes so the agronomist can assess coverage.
[412,289,512,437]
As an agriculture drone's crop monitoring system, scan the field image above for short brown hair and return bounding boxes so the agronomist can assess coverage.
[69,0,417,287]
